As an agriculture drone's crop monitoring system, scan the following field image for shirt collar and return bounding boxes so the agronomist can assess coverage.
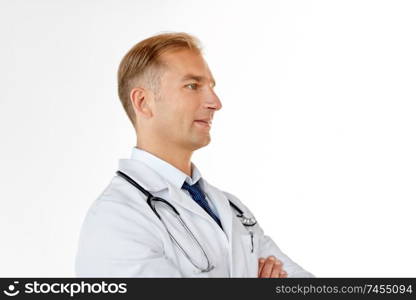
[130,147,202,189]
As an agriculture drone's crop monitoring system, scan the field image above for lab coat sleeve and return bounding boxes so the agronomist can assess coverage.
[257,229,315,278]
[75,198,182,277]
[223,191,314,278]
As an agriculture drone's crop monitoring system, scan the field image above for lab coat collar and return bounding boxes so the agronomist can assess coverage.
[130,147,202,189]
[118,159,168,192]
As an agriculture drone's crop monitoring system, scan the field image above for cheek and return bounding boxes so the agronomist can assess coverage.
[156,106,189,131]
[155,94,198,128]
[170,103,196,124]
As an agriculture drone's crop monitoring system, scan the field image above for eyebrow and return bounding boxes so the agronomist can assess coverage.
[181,74,216,87]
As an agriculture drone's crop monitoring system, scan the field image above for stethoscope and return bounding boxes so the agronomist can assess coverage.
[116,170,257,273]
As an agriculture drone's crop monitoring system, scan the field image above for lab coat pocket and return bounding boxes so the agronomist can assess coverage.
[240,230,259,277]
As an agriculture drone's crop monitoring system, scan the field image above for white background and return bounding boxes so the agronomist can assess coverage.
[1,0,415,277]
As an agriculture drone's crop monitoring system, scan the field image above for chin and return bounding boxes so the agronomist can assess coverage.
[190,136,211,150]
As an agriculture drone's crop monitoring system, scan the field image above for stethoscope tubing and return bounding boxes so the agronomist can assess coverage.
[116,170,256,226]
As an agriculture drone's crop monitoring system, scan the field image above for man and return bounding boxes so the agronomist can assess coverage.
[75,32,314,278]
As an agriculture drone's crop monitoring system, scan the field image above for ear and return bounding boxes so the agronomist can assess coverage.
[130,87,154,119]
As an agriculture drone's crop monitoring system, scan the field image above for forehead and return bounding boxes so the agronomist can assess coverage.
[159,48,215,83]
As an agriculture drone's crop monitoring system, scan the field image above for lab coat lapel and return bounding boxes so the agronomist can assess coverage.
[201,180,233,244]
[201,180,234,276]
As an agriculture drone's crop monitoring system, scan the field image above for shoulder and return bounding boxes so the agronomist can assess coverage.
[76,175,167,257]
[88,176,143,215]
[79,175,163,235]
[75,176,166,276]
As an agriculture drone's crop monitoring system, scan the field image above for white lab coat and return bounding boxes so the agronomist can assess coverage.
[75,158,314,277]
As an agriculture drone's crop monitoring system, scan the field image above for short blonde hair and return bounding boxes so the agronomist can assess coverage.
[117,32,202,127]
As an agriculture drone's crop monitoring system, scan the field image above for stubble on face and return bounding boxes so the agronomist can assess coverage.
[151,49,215,151]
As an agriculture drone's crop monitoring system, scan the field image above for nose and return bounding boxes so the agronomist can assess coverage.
[205,89,222,111]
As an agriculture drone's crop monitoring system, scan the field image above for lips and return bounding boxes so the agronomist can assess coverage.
[194,118,212,128]
[194,119,212,125]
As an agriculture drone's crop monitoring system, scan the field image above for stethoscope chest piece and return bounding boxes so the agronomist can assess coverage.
[239,215,257,227]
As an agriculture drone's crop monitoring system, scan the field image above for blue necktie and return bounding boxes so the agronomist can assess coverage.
[182,181,222,229]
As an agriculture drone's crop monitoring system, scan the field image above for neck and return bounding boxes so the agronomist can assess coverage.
[136,139,193,177]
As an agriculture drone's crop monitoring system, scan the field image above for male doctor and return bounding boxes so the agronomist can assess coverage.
[75,32,314,278]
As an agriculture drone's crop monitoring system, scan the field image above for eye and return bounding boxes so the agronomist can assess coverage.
[185,83,198,90]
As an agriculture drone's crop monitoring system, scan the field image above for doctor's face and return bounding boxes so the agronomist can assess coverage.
[151,49,222,151]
